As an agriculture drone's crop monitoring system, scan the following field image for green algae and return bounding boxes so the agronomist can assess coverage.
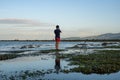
[40,49,65,53]
[0,49,65,60]
[0,53,18,60]
[67,50,120,74]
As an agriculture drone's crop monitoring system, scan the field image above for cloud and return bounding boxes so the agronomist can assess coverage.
[0,27,54,40]
[0,18,55,27]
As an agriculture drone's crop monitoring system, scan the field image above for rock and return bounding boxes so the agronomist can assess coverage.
[20,44,40,49]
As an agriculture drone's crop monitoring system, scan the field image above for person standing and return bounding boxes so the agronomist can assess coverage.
[54,25,61,50]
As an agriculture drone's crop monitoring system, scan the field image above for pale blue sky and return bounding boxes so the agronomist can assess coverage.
[0,0,120,40]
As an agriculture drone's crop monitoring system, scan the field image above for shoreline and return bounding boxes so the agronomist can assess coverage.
[0,39,120,42]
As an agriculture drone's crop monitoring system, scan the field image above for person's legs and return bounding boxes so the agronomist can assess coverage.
[55,42,59,50]
[55,38,60,50]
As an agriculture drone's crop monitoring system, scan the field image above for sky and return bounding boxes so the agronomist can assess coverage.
[0,0,120,40]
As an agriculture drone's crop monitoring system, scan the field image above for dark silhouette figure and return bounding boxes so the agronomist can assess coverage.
[54,25,61,50]
[54,51,61,74]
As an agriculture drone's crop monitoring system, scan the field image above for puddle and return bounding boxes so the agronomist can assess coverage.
[0,41,120,80]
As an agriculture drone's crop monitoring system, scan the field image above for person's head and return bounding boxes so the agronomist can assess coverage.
[56,25,59,29]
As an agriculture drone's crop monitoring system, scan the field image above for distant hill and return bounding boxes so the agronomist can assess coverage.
[62,33,120,40]
[62,37,81,40]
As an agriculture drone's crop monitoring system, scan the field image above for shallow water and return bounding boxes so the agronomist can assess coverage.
[0,53,120,80]
[44,72,120,80]
[0,41,120,80]
[0,41,119,52]
[0,54,68,72]
[0,41,77,52]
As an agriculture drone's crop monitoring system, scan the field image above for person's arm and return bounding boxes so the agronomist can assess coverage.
[54,30,56,34]
[60,30,62,33]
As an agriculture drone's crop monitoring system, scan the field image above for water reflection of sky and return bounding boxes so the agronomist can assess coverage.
[0,53,120,80]
[0,54,70,73]
[0,41,78,51]
[0,41,120,52]
[0,41,120,80]
[45,72,120,80]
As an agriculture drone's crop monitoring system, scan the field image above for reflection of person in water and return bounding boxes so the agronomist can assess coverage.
[54,51,61,74]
